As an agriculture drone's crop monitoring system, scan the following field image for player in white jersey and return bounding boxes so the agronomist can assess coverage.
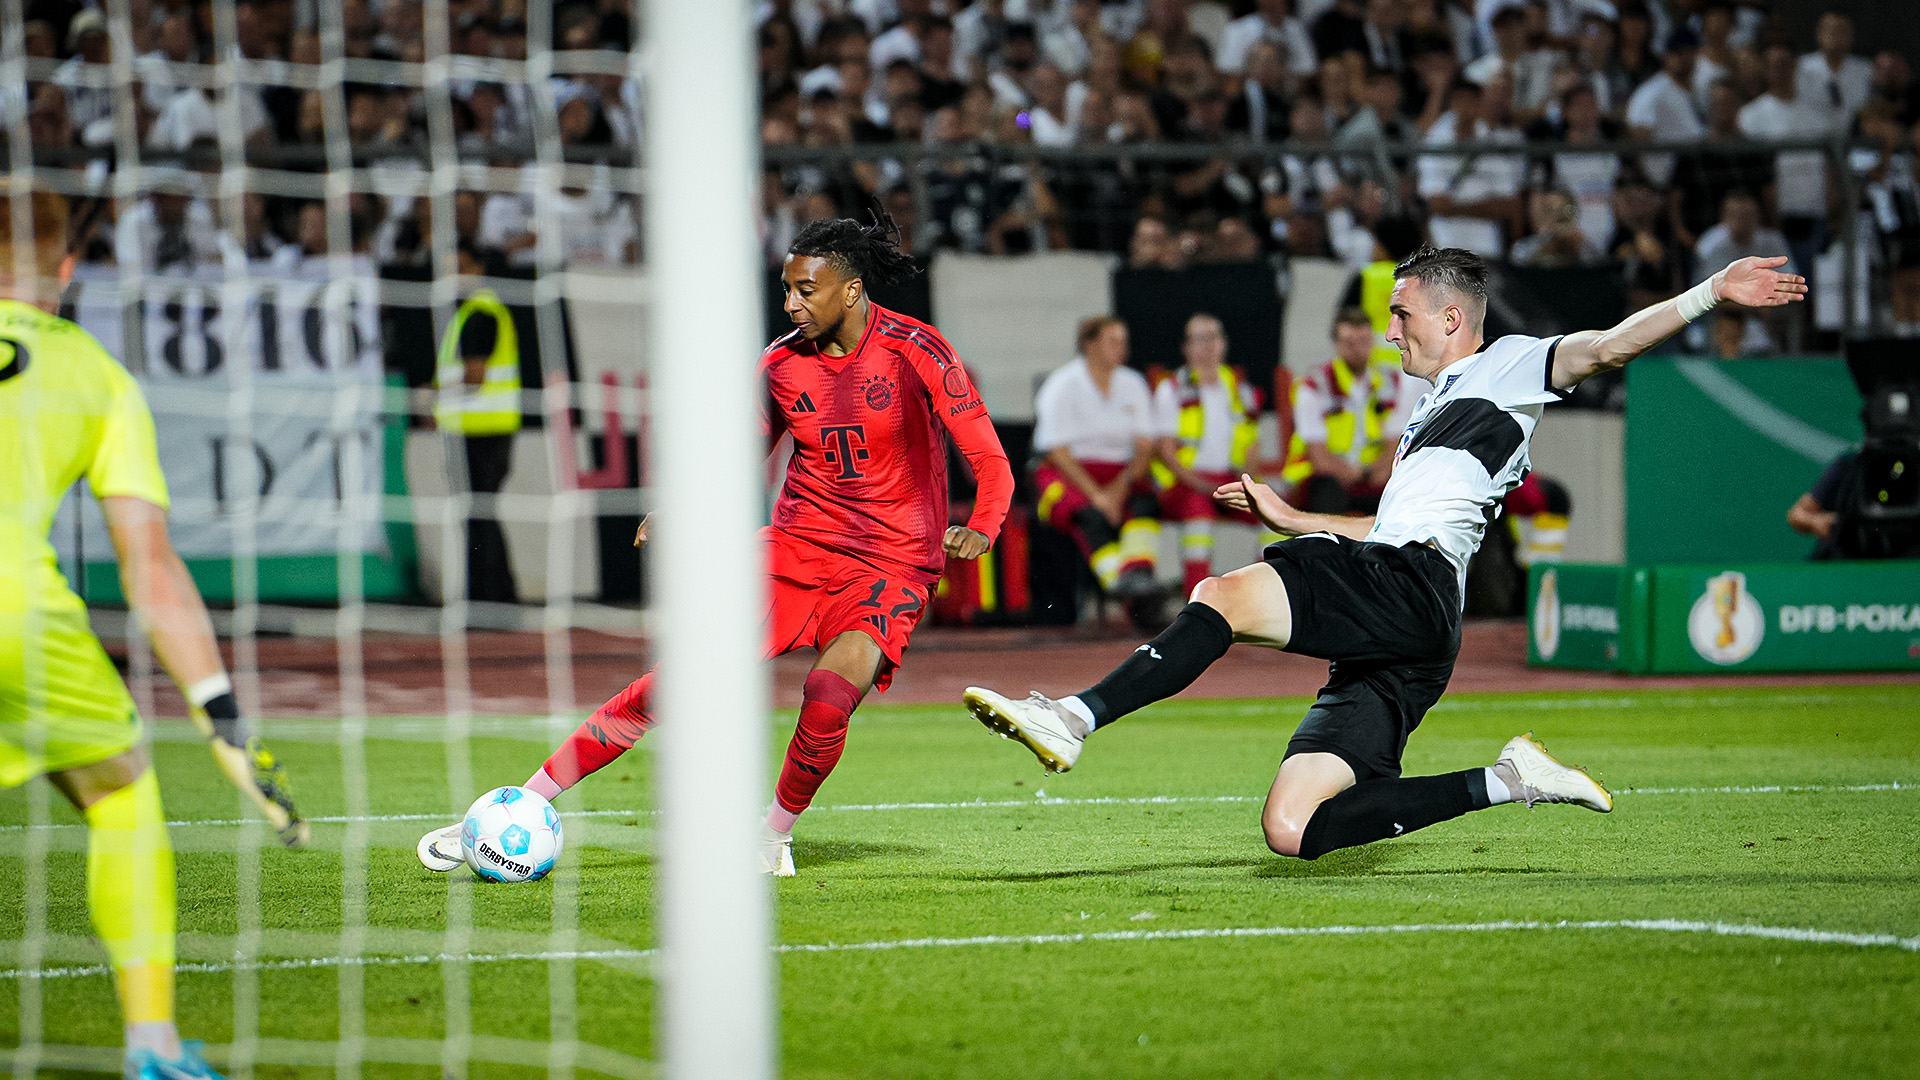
[966,245,1805,860]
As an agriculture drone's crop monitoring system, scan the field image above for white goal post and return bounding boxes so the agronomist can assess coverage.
[642,2,776,1080]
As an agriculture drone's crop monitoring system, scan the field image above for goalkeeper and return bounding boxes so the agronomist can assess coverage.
[1,191,301,1079]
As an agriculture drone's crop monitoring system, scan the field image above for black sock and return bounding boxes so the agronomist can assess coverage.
[1075,602,1233,728]
[1295,769,1490,860]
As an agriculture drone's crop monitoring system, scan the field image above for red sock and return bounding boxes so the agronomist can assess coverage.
[773,670,863,815]
[543,672,654,790]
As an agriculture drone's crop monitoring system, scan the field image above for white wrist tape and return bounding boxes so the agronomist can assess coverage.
[186,672,234,709]
[1676,277,1720,323]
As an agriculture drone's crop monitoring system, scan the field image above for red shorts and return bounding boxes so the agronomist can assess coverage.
[763,527,931,692]
[1159,469,1257,524]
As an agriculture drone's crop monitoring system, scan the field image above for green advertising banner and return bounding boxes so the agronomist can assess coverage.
[1529,559,1920,674]
[1625,358,1862,565]
[1527,564,1650,671]
[1645,561,1920,674]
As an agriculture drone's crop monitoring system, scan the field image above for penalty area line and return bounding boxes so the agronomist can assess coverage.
[0,783,1911,833]
[2,918,1915,982]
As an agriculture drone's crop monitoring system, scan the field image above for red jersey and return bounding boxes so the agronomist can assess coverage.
[762,304,1014,585]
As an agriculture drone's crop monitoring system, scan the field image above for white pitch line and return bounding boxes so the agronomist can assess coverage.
[3,918,1916,982]
[0,783,1911,833]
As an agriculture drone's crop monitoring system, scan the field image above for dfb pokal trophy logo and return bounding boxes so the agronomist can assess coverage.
[1688,570,1764,665]
[1533,568,1561,661]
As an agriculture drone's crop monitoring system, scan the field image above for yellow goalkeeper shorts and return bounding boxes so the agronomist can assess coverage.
[0,605,144,788]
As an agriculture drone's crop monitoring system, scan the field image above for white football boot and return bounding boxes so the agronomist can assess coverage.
[416,822,466,872]
[1495,732,1613,812]
[762,823,796,877]
[964,686,1086,773]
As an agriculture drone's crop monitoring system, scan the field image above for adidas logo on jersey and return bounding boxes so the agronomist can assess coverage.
[791,391,816,413]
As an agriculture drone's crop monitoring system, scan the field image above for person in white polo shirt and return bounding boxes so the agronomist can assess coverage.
[1032,315,1163,602]
[1625,27,1706,186]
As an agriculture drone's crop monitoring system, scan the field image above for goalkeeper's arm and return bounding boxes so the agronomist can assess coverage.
[99,495,310,848]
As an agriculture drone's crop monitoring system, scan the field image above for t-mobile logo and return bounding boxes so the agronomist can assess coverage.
[820,424,870,480]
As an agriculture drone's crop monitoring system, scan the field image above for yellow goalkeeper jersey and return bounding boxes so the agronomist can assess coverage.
[0,298,168,784]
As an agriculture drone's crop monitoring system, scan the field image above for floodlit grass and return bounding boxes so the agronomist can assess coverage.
[3,684,1918,1078]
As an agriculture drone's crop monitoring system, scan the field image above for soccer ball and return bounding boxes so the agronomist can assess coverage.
[461,786,563,883]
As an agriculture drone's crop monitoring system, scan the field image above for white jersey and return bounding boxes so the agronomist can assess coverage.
[1365,334,1565,600]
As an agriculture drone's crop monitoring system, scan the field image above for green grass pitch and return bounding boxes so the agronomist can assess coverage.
[3,684,1918,1078]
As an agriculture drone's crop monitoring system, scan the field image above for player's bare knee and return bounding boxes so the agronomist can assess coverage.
[1260,807,1307,857]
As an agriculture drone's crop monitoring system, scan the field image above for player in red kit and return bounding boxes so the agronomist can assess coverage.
[415,214,1015,876]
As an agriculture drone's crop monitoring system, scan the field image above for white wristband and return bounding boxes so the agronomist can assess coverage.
[186,672,233,709]
[1676,276,1720,323]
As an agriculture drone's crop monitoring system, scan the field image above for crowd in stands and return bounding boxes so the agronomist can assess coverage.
[756,0,1920,343]
[14,0,642,273]
[10,0,1920,342]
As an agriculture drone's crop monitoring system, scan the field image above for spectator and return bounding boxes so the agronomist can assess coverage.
[1032,316,1164,604]
[115,188,223,273]
[1613,1,1661,96]
[1510,186,1606,267]
[1151,313,1267,594]
[1280,306,1409,515]
[1225,40,1293,143]
[1739,43,1828,274]
[1870,51,1919,126]
[1796,12,1872,135]
[1310,0,1366,62]
[1129,217,1185,269]
[1462,4,1559,126]
[54,9,113,145]
[1691,1,1738,111]
[1868,118,1920,337]
[951,0,1008,81]
[1358,0,1410,76]
[1543,82,1622,249]
[1417,78,1524,257]
[1567,5,1631,117]
[1694,188,1791,351]
[1217,0,1317,83]
[1028,63,1077,145]
[1626,28,1706,186]
[1039,0,1100,76]
[1608,169,1685,309]
[987,22,1043,108]
[917,16,966,110]
[1668,78,1773,251]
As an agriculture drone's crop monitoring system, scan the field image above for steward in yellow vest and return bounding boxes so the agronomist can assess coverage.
[434,288,522,437]
[1151,313,1270,594]
[434,253,521,604]
[1281,306,1407,515]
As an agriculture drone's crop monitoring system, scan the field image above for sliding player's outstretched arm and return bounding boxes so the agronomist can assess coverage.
[100,495,309,847]
[1552,255,1807,389]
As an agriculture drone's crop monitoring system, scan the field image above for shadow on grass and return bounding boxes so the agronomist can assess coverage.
[794,838,931,867]
[1252,844,1393,878]
[950,856,1274,883]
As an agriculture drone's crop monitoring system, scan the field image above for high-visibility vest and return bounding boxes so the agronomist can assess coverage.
[434,290,522,436]
[1281,357,1390,484]
[1359,259,1402,369]
[1151,363,1261,489]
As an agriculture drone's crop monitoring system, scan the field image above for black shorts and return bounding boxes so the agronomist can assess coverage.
[1261,534,1462,781]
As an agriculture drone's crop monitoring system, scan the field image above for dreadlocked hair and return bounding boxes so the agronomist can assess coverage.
[787,209,918,286]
